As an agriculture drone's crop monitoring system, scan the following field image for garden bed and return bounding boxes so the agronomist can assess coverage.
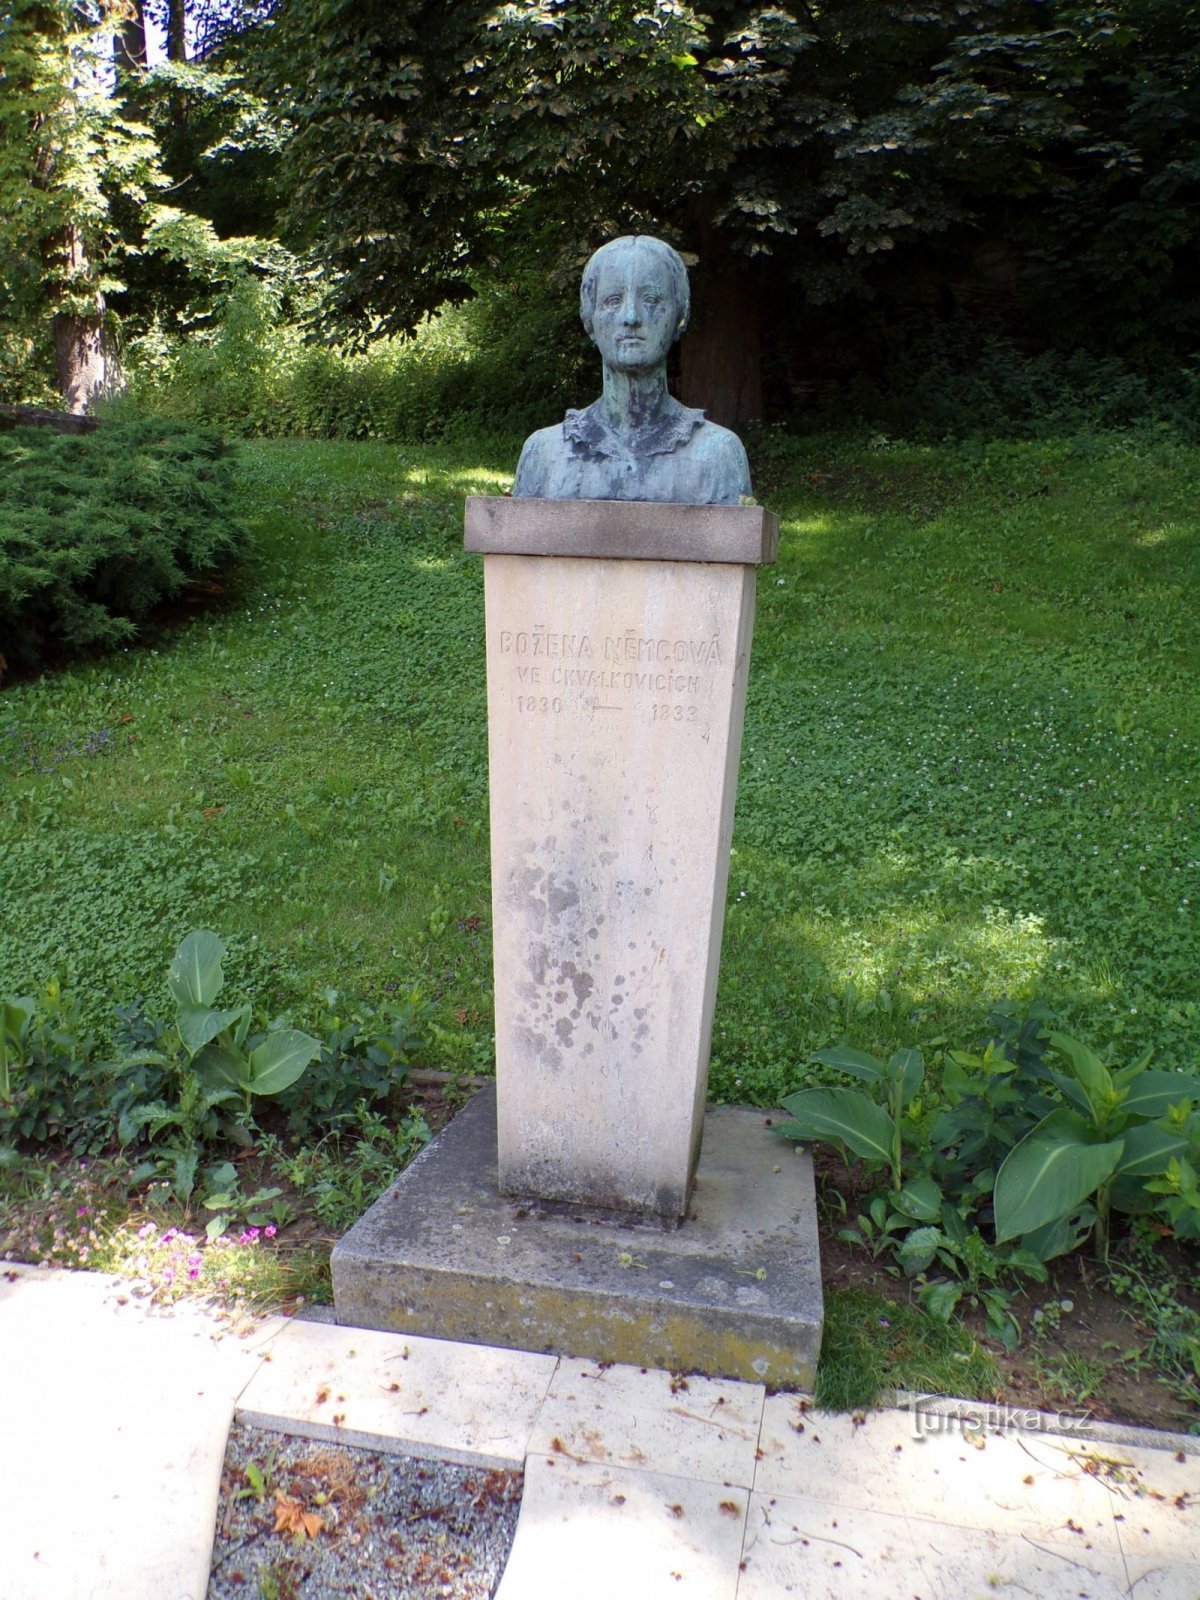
[3,1086,1196,1439]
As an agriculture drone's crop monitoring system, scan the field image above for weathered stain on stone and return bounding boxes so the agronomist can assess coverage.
[545,874,580,921]
[557,961,595,1008]
[515,1021,562,1074]
[526,942,550,986]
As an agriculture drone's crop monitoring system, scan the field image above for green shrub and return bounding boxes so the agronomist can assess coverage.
[0,975,108,1153]
[811,317,1200,444]
[0,418,247,670]
[777,1006,1200,1346]
[275,986,433,1140]
[119,272,589,443]
[122,274,1200,448]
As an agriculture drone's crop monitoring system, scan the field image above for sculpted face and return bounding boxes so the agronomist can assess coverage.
[589,241,681,375]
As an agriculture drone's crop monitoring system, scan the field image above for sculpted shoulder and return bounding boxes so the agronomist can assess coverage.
[512,425,565,499]
[692,417,752,504]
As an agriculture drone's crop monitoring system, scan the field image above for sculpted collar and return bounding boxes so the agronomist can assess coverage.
[563,399,707,460]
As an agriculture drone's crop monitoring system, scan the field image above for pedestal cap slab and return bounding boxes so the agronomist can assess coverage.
[465,495,779,565]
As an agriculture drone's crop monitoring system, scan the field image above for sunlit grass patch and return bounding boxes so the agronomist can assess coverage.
[816,1286,1000,1411]
[2,432,1197,1103]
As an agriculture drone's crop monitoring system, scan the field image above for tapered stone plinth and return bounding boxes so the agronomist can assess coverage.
[465,498,778,1223]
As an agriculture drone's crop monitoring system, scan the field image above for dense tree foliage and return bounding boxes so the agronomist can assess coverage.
[0,0,164,408]
[259,0,1200,421]
[0,0,283,408]
[3,0,1197,420]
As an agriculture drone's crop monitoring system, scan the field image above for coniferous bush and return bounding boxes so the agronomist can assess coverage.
[0,418,247,671]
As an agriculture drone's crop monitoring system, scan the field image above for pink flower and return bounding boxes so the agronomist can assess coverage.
[137,1222,156,1241]
[188,1266,200,1281]
[76,1206,90,1218]
[264,1225,277,1239]
[187,1253,201,1269]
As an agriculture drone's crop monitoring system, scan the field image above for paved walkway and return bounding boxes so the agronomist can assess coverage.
[1,1263,1196,1599]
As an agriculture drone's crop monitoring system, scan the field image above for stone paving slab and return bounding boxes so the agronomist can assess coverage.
[2,1264,1197,1600]
[757,1395,1124,1554]
[1103,1440,1200,1566]
[0,1264,285,1600]
[495,1454,748,1600]
[1115,1563,1200,1600]
[739,1490,1134,1600]
[528,1355,764,1487]
[236,1316,557,1468]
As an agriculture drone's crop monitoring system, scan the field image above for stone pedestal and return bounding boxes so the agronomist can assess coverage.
[331,1085,823,1389]
[465,498,778,1223]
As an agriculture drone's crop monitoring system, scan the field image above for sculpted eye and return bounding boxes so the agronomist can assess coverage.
[602,294,622,308]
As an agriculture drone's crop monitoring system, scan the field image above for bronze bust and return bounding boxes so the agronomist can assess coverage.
[514,236,752,506]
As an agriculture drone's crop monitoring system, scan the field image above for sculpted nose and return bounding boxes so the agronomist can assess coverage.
[622,296,640,325]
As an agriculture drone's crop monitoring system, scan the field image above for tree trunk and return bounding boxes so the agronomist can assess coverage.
[53,313,108,414]
[167,0,186,61]
[116,0,147,80]
[50,224,109,414]
[679,269,763,427]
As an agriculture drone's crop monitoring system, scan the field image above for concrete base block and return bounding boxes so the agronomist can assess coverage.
[332,1087,823,1389]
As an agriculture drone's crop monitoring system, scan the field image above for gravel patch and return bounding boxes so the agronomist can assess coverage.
[208,1419,522,1599]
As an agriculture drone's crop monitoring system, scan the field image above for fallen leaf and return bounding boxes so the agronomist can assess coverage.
[273,1491,323,1540]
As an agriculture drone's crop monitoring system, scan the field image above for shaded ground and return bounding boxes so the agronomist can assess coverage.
[812,1141,1200,1438]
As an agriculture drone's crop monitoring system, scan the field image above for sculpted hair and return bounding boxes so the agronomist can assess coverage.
[579,236,691,340]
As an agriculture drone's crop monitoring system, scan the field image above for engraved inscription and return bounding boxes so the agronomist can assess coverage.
[603,632,722,666]
[498,625,722,667]
[495,619,721,729]
[500,629,593,659]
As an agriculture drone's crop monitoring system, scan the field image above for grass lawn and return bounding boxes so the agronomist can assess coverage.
[1,429,1197,1104]
[2,424,1198,1422]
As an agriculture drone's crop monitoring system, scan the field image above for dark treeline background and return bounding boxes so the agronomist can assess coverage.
[2,0,1198,433]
